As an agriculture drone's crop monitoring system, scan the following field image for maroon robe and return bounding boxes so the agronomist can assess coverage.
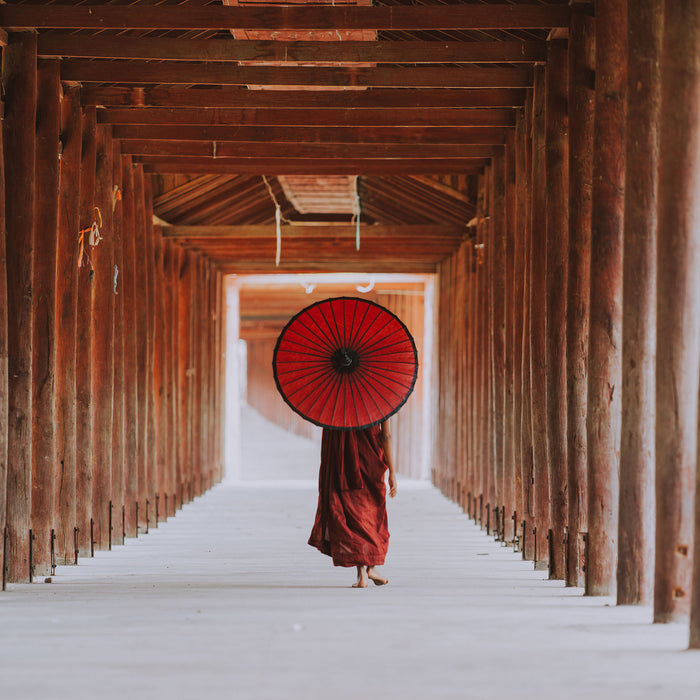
[308,425,390,567]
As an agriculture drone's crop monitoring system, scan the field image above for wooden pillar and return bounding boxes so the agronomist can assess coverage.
[191,256,203,497]
[617,0,662,606]
[133,165,149,530]
[144,176,157,519]
[164,241,178,515]
[76,107,96,556]
[655,0,700,624]
[54,85,81,564]
[153,224,167,520]
[3,32,37,582]
[512,109,527,543]
[172,245,183,510]
[178,251,193,506]
[31,59,61,575]
[120,157,138,538]
[545,41,570,580]
[567,3,595,588]
[491,151,507,526]
[0,64,7,588]
[587,0,626,596]
[504,131,517,540]
[111,139,125,547]
[530,65,549,568]
[90,125,114,550]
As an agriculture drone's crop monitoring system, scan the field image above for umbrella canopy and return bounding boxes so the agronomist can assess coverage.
[273,296,418,430]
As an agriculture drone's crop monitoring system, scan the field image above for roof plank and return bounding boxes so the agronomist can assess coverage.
[114,124,507,144]
[98,107,516,128]
[83,86,526,109]
[1,5,571,31]
[61,61,532,88]
[38,36,547,64]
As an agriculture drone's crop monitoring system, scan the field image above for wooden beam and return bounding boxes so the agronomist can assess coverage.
[31,59,61,576]
[122,141,496,159]
[1,5,571,31]
[39,36,548,64]
[3,31,36,583]
[161,224,466,240]
[54,84,80,564]
[82,86,527,109]
[216,260,439,274]
[566,6,594,588]
[61,61,532,89]
[656,0,700,626]
[139,158,487,175]
[587,0,626,597]
[618,0,661,607]
[114,125,506,145]
[98,107,516,128]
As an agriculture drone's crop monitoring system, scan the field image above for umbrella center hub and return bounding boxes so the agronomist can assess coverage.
[331,347,360,374]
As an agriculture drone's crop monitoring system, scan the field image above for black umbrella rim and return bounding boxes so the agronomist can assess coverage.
[272,296,419,432]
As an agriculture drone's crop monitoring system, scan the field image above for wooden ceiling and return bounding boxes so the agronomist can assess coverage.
[1,0,571,274]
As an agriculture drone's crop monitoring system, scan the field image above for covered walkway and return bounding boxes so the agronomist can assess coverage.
[2,412,698,700]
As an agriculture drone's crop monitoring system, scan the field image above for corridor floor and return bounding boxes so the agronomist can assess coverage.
[1,410,699,700]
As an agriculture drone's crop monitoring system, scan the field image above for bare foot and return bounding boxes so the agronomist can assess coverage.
[352,565,369,588]
[367,566,389,586]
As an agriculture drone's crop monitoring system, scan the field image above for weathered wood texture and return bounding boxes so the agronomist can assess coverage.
[91,125,115,550]
[55,85,81,564]
[655,0,700,624]
[544,42,569,580]
[566,3,594,589]
[617,0,661,606]
[0,64,8,587]
[529,66,549,569]
[587,0,626,596]
[31,60,60,576]
[76,107,96,555]
[3,32,36,583]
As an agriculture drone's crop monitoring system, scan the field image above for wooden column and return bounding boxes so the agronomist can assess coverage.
[120,157,138,538]
[512,109,527,544]
[655,0,700,623]
[491,152,507,527]
[587,0,626,596]
[504,131,517,540]
[567,3,595,588]
[3,32,37,582]
[111,139,125,547]
[545,41,569,580]
[144,176,157,520]
[530,65,549,568]
[172,245,183,510]
[31,59,61,576]
[164,241,178,515]
[54,85,81,564]
[133,164,149,531]
[153,224,167,520]
[178,251,193,506]
[0,69,7,588]
[191,256,204,497]
[617,0,661,606]
[90,125,114,550]
[76,107,96,556]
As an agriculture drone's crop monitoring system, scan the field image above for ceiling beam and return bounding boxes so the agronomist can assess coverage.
[114,125,507,144]
[161,224,466,240]
[140,159,486,175]
[98,107,517,128]
[82,87,527,109]
[216,261,439,274]
[122,141,495,159]
[61,61,532,88]
[38,36,548,64]
[1,5,571,31]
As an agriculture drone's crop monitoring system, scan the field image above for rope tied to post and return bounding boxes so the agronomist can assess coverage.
[261,175,292,267]
[77,207,104,269]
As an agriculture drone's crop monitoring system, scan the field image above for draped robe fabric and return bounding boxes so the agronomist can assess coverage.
[308,425,390,567]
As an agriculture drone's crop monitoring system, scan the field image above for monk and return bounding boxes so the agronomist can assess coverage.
[308,422,397,588]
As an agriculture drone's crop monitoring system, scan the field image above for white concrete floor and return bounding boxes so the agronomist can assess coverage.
[1,409,699,700]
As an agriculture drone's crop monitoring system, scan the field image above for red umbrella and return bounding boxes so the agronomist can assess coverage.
[273,296,418,430]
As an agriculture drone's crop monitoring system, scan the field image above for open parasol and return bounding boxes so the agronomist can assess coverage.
[273,297,418,430]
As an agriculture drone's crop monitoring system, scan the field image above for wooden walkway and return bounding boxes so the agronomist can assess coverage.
[1,414,698,699]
